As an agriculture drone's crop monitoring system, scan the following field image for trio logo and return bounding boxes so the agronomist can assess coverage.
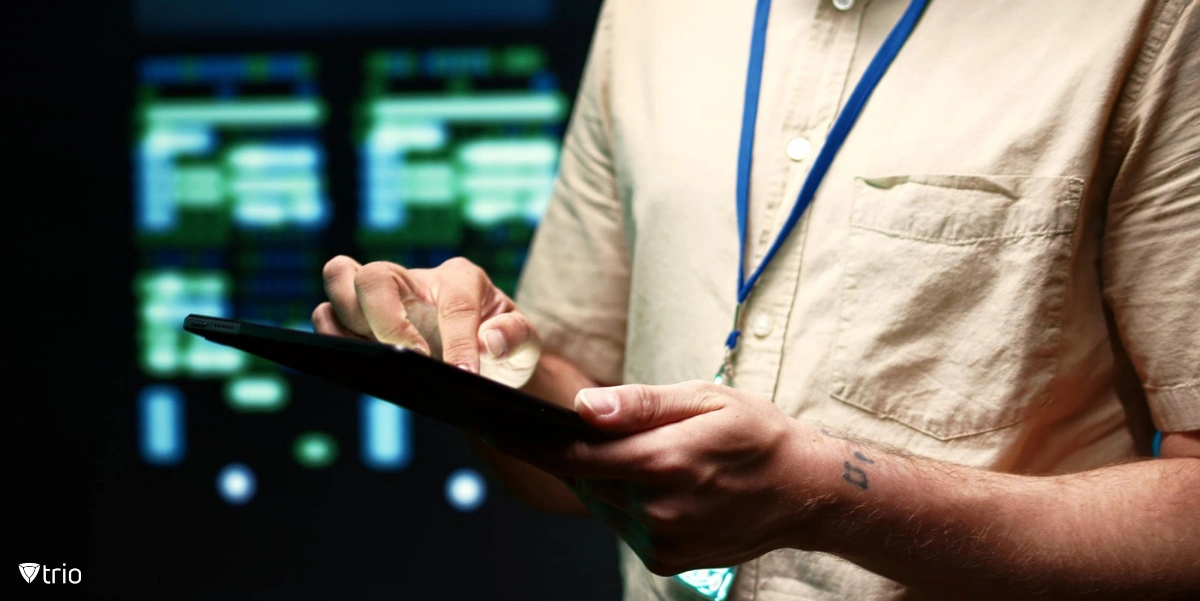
[19,563,39,583]
[18,563,81,584]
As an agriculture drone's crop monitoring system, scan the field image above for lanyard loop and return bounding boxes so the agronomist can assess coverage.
[725,0,931,355]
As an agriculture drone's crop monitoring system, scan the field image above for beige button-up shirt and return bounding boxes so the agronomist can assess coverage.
[515,0,1200,599]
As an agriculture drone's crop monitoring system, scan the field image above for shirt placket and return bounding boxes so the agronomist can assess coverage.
[731,2,873,601]
[732,0,867,408]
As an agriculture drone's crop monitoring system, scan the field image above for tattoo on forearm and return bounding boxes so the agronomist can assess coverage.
[842,461,869,490]
[822,428,875,491]
[821,428,853,442]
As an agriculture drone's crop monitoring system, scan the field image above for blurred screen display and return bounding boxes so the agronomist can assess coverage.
[135,0,555,35]
[114,3,618,596]
[133,46,564,498]
[358,46,564,292]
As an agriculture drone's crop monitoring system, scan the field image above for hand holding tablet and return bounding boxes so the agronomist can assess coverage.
[313,255,541,389]
[183,256,604,444]
[183,315,605,443]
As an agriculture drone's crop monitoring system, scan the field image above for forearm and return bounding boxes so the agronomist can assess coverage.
[467,353,600,517]
[792,426,1200,600]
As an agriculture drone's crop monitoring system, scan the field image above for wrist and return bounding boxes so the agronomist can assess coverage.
[776,419,916,556]
[771,420,852,553]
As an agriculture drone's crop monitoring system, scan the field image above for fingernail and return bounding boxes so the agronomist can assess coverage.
[483,329,508,359]
[456,363,477,374]
[579,389,617,417]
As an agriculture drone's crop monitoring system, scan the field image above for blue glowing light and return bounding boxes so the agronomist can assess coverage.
[138,385,185,465]
[227,141,330,230]
[216,463,257,505]
[359,122,451,232]
[675,568,736,601]
[360,395,411,471]
[445,468,486,512]
[136,127,216,232]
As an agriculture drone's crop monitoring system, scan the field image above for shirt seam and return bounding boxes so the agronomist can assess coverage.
[1112,0,1193,143]
[849,224,1076,245]
[1145,380,1200,391]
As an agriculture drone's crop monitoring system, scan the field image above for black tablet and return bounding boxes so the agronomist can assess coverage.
[182,314,603,443]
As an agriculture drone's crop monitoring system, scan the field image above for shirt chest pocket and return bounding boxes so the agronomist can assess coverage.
[830,174,1084,440]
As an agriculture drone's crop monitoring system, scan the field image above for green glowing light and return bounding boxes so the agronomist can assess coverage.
[458,138,558,167]
[184,338,247,374]
[145,99,325,126]
[293,432,338,468]
[136,270,239,377]
[228,176,320,195]
[144,345,178,375]
[368,51,417,78]
[373,93,565,123]
[427,48,492,76]
[461,172,555,194]
[247,55,270,81]
[226,374,290,412]
[464,195,523,227]
[367,124,445,150]
[502,46,545,75]
[297,55,316,78]
[402,162,455,205]
[228,145,319,169]
[173,166,224,206]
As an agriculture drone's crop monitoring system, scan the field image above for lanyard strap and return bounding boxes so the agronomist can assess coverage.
[726,0,930,352]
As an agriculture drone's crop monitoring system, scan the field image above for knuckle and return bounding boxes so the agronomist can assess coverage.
[682,380,726,412]
[322,255,357,282]
[438,296,480,321]
[565,440,589,463]
[642,502,681,530]
[625,385,659,424]
[441,339,477,361]
[440,256,479,274]
[560,441,590,471]
[353,261,390,290]
[686,380,719,400]
[647,450,686,477]
[440,257,493,290]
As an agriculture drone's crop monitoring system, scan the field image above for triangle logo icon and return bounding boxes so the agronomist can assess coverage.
[19,563,40,583]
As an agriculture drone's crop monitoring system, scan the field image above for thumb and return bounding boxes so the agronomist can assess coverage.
[574,381,726,434]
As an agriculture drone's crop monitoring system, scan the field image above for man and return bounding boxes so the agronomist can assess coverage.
[313,0,1199,598]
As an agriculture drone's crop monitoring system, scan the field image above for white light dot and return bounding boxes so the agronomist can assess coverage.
[217,462,257,505]
[445,468,487,512]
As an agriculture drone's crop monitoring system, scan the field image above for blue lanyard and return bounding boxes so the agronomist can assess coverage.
[690,2,931,596]
[716,0,930,386]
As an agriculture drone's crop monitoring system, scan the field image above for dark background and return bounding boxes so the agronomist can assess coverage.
[12,1,616,599]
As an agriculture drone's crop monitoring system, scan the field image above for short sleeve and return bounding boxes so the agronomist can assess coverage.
[515,0,630,385]
[1103,0,1200,432]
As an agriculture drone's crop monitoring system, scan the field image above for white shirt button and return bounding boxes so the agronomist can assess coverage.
[752,314,773,338]
[785,136,812,161]
[832,0,855,11]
